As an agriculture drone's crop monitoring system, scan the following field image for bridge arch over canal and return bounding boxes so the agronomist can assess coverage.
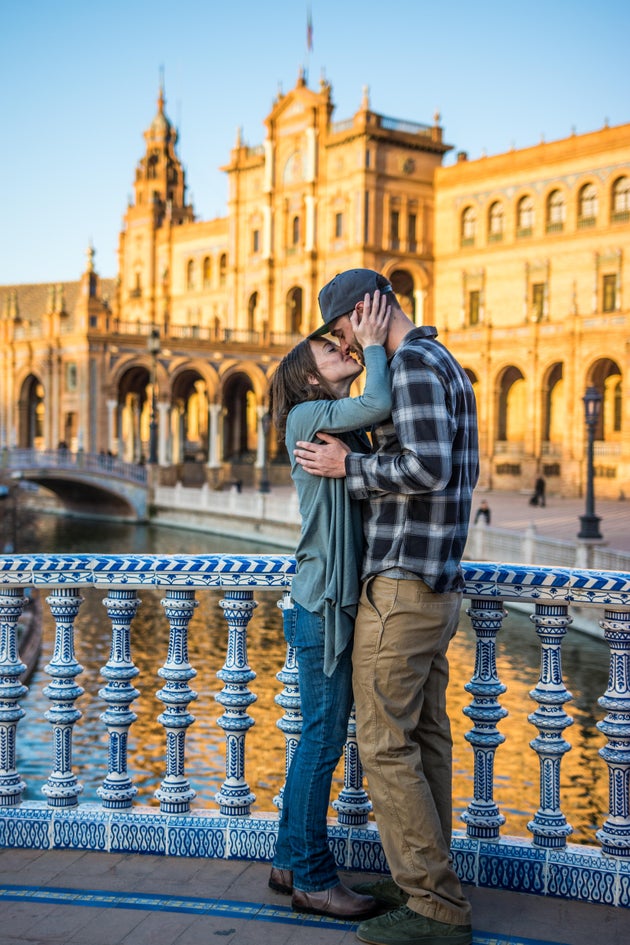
[2,449,148,522]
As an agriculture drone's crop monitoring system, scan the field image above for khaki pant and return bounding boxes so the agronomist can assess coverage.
[352,575,472,926]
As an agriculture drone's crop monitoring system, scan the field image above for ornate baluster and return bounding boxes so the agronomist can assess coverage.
[527,602,574,847]
[154,589,198,814]
[462,598,508,839]
[332,704,372,826]
[273,591,301,811]
[0,588,28,806]
[596,607,630,858]
[97,589,141,809]
[42,588,84,807]
[215,589,257,816]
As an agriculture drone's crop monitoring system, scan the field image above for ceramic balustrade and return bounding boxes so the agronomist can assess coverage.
[0,553,628,912]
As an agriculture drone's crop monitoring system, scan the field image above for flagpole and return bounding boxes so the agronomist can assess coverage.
[306,6,313,82]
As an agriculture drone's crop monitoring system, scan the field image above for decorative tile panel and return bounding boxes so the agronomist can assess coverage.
[0,554,628,919]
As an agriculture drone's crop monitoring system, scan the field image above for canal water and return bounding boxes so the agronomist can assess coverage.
[15,513,610,845]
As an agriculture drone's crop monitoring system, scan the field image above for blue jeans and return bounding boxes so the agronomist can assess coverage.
[273,601,354,892]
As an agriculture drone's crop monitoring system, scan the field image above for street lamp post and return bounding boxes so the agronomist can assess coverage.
[258,412,271,494]
[577,386,603,540]
[147,328,160,465]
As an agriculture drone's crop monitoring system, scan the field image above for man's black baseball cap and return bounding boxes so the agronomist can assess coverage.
[309,269,392,338]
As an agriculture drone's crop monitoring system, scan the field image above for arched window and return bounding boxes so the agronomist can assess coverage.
[517,195,534,236]
[292,216,300,247]
[546,190,565,232]
[247,292,258,333]
[578,183,598,226]
[286,287,303,334]
[488,201,504,241]
[202,257,211,288]
[612,176,630,220]
[219,254,227,286]
[461,206,476,246]
[186,259,195,291]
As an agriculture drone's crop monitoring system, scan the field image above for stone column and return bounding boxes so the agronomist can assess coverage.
[106,399,118,456]
[206,403,222,470]
[157,401,170,466]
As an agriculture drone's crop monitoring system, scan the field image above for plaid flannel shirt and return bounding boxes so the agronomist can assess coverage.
[345,326,479,592]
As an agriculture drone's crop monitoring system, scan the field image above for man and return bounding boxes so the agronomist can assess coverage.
[294,269,478,945]
[474,500,491,525]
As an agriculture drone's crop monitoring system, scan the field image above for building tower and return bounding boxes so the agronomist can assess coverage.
[117,82,194,332]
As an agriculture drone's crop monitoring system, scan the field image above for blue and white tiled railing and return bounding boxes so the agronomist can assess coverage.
[0,553,629,912]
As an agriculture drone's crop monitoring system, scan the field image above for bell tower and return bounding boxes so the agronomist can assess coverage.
[133,83,192,226]
[118,81,194,326]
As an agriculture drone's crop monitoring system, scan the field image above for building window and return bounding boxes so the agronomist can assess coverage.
[602,273,617,312]
[468,290,480,326]
[252,229,260,254]
[461,206,476,246]
[219,254,227,286]
[287,287,303,334]
[335,213,343,239]
[407,213,417,252]
[546,190,565,233]
[66,363,78,392]
[516,195,534,236]
[578,183,598,227]
[186,259,195,290]
[202,257,211,288]
[532,282,546,322]
[247,292,258,332]
[488,201,504,241]
[612,176,630,222]
[292,216,300,247]
[390,210,400,250]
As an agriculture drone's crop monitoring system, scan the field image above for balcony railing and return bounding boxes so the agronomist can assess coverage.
[0,553,628,913]
[493,440,525,455]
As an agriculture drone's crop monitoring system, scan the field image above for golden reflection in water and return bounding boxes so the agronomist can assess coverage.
[29,592,609,845]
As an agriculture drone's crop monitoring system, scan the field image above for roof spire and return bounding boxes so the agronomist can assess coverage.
[158,64,165,113]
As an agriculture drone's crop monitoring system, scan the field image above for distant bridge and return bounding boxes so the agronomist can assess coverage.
[1,448,148,521]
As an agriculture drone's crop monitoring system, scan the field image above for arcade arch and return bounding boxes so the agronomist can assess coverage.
[222,372,257,461]
[586,358,622,442]
[17,374,45,449]
[496,366,526,445]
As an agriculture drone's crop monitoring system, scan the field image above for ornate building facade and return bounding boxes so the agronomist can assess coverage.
[1,72,629,496]
[434,123,630,498]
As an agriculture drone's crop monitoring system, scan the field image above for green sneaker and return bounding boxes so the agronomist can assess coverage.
[352,877,408,908]
[356,904,473,945]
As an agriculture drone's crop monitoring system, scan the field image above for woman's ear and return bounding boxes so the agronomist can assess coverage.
[307,374,320,386]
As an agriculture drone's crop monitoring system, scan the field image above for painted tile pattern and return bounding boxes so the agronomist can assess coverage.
[0,553,629,914]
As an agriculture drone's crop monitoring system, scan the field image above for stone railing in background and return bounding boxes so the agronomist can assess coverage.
[0,553,629,913]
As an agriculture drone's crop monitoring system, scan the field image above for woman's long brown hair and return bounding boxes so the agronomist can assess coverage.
[270,339,340,442]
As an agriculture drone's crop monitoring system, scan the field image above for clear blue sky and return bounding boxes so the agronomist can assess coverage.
[2,0,628,285]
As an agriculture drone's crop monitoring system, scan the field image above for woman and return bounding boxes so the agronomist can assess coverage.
[268,292,392,920]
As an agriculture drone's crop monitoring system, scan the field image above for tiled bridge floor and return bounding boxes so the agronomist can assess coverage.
[0,849,627,945]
